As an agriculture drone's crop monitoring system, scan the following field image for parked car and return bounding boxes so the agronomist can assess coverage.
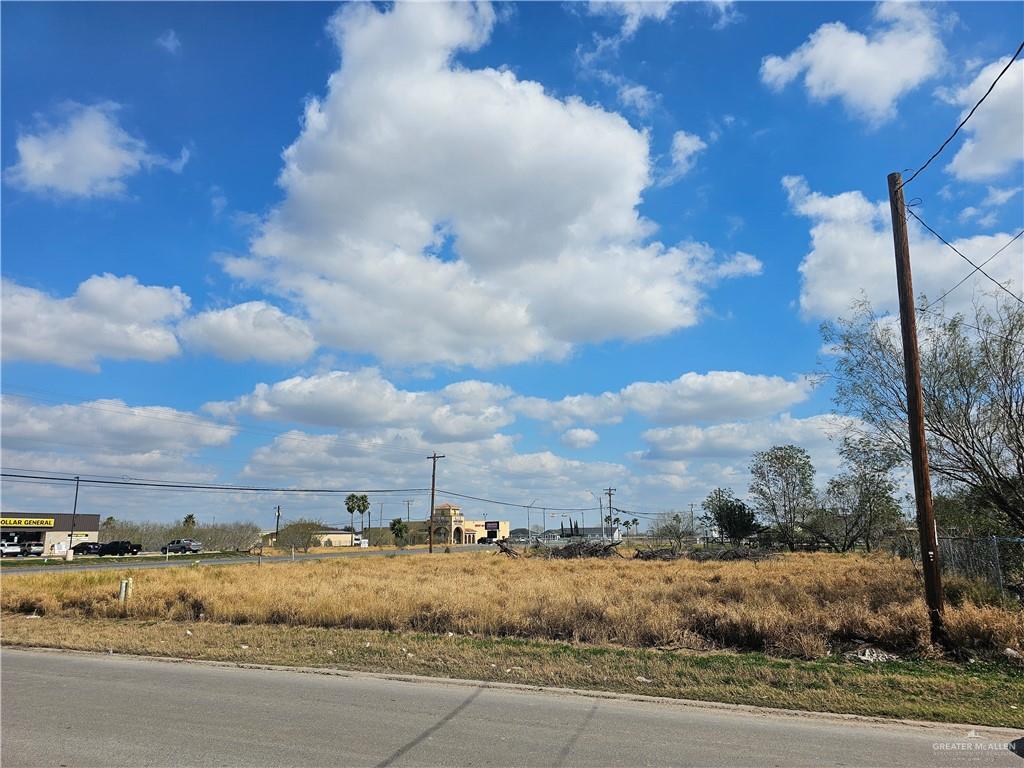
[161,539,203,554]
[1,541,23,557]
[20,541,44,557]
[98,540,142,556]
[71,541,102,555]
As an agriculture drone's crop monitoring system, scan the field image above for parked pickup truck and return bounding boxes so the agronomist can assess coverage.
[161,539,203,554]
[98,540,142,556]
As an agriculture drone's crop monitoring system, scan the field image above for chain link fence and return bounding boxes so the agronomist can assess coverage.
[892,533,1024,595]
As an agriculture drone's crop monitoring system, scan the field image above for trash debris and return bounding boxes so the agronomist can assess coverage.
[635,675,654,683]
[185,629,193,637]
[1004,647,1022,661]
[240,644,249,650]
[843,646,899,663]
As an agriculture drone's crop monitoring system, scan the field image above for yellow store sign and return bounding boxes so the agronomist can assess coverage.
[0,517,55,528]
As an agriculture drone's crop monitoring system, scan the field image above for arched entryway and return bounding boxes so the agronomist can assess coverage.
[452,527,464,544]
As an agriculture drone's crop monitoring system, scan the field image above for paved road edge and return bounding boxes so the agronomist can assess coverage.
[3,645,1019,739]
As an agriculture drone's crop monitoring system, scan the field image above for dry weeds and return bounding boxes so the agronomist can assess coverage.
[2,552,1021,659]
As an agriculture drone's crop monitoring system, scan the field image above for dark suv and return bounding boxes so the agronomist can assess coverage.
[98,541,142,556]
[162,539,203,554]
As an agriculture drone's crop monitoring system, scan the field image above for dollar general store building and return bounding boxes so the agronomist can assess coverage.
[0,513,100,554]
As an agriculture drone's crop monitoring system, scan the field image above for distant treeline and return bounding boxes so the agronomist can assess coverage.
[99,518,261,552]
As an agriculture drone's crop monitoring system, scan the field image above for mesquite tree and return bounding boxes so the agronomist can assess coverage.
[701,488,759,545]
[822,296,1024,534]
[749,445,816,550]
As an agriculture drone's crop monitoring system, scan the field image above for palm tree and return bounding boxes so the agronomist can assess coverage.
[632,517,640,538]
[345,494,370,542]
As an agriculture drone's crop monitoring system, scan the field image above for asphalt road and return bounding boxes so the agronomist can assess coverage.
[2,649,1020,767]
[0,545,485,576]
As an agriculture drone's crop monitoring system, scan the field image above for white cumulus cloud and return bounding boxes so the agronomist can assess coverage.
[178,301,316,363]
[561,428,600,449]
[2,274,190,371]
[4,102,189,198]
[944,58,1024,182]
[786,176,1024,319]
[226,2,760,367]
[513,370,813,427]
[760,2,944,124]
[205,369,515,443]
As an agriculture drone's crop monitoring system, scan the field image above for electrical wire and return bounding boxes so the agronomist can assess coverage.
[905,206,1024,306]
[916,305,1024,350]
[900,39,1024,189]
[0,471,430,495]
[1,471,621,517]
[921,228,1024,312]
[435,488,601,512]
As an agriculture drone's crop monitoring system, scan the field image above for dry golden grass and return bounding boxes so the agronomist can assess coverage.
[3,552,1021,659]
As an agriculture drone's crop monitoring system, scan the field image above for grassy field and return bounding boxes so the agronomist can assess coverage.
[3,551,1022,726]
[3,551,1020,659]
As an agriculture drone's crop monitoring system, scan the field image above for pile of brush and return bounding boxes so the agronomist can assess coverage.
[536,540,623,559]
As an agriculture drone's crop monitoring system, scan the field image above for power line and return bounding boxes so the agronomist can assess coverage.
[905,206,1024,306]
[0,471,429,495]
[900,39,1024,189]
[0,470,611,518]
[921,229,1024,312]
[435,488,600,512]
[916,305,1024,350]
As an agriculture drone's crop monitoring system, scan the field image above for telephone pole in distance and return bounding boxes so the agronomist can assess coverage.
[887,171,944,645]
[427,453,445,553]
[604,487,615,540]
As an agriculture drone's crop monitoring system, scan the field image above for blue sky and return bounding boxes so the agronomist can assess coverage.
[2,1,1022,530]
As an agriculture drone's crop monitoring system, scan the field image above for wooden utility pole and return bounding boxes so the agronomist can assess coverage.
[604,487,615,541]
[275,505,281,542]
[887,171,944,644]
[426,453,445,553]
[405,499,414,522]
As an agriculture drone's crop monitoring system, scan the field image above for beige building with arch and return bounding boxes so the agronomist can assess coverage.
[431,503,509,544]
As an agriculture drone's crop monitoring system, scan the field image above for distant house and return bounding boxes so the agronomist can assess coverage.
[260,526,356,548]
